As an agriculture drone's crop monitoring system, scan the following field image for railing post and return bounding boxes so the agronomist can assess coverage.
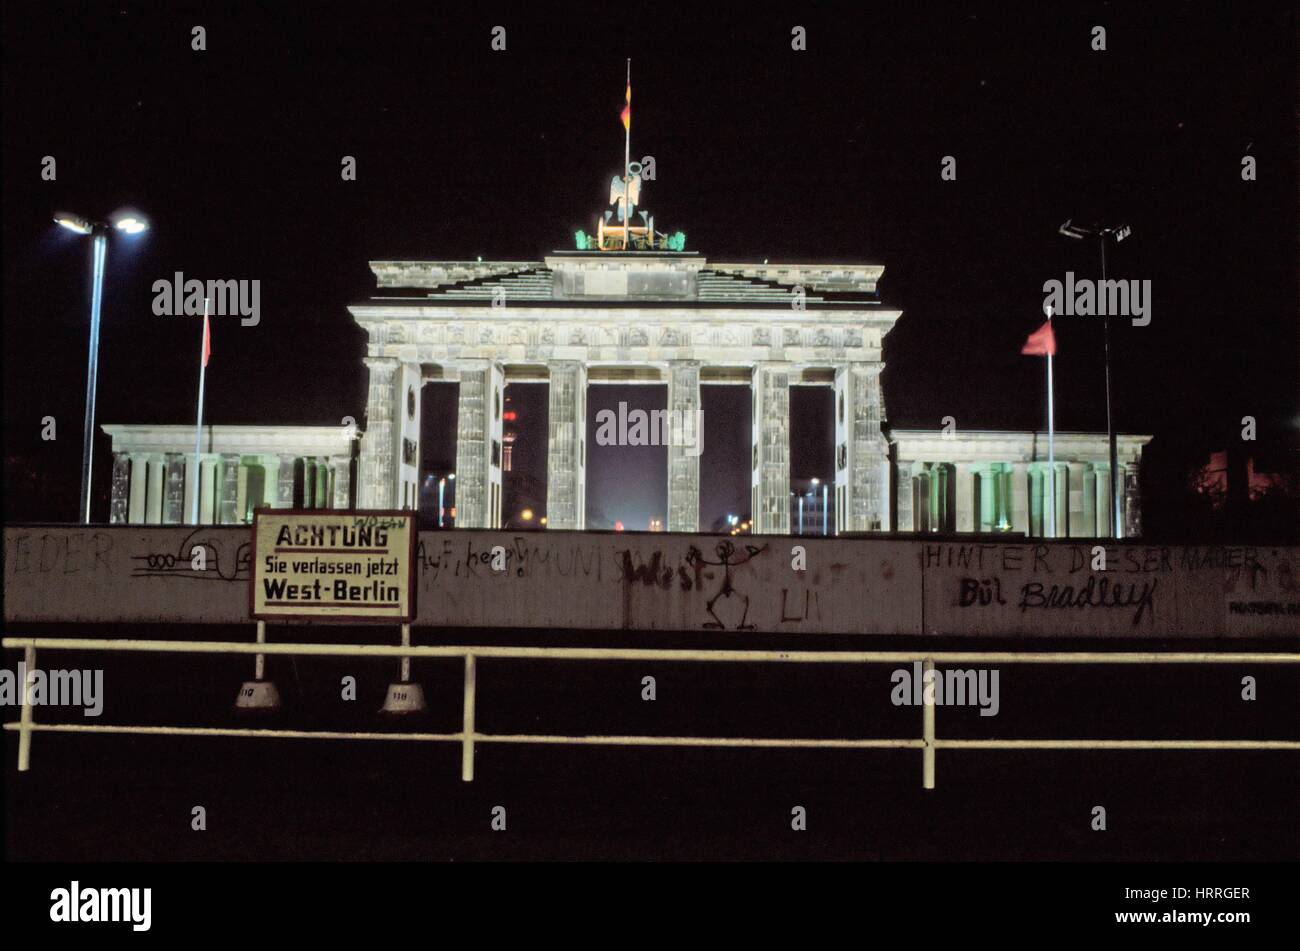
[922,657,936,789]
[461,653,477,782]
[18,646,36,772]
[254,620,266,681]
[400,623,411,683]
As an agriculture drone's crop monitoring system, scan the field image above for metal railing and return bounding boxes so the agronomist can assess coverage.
[4,636,1299,787]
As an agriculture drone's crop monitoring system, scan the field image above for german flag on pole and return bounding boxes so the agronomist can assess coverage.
[620,82,631,131]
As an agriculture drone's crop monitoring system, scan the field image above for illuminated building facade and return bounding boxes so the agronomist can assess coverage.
[101,167,1149,537]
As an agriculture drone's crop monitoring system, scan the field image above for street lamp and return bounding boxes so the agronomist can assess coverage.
[1059,218,1130,538]
[55,210,150,523]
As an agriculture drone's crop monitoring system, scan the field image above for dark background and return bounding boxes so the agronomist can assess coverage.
[2,2,1298,876]
[3,1,1297,530]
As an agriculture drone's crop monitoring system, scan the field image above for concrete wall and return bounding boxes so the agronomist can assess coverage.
[4,526,1297,638]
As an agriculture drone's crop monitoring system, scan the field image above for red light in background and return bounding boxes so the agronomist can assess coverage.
[503,411,517,421]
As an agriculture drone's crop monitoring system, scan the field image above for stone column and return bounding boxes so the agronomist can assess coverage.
[199,456,218,524]
[145,454,165,524]
[303,458,317,509]
[1122,462,1142,538]
[751,362,790,535]
[1051,462,1069,539]
[937,464,955,532]
[127,454,148,524]
[315,457,331,510]
[895,460,915,532]
[1026,465,1042,537]
[164,453,186,524]
[277,454,296,508]
[183,456,197,524]
[833,364,889,533]
[259,456,279,513]
[914,467,932,532]
[1008,463,1029,536]
[546,360,587,530]
[235,460,250,522]
[954,463,976,532]
[1094,463,1114,539]
[333,457,353,510]
[359,357,398,509]
[1082,465,1098,537]
[394,363,422,512]
[217,453,240,524]
[456,359,506,529]
[1066,462,1088,538]
[666,360,701,533]
[110,453,131,524]
[976,465,997,533]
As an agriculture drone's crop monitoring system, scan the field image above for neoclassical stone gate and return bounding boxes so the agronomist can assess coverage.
[350,253,901,534]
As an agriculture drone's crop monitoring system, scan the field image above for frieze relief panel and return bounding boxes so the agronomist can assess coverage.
[363,315,888,367]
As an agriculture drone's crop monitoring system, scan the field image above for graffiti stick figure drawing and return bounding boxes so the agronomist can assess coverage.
[687,541,767,630]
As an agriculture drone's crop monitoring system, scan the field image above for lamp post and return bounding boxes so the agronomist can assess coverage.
[55,211,149,524]
[1059,218,1131,538]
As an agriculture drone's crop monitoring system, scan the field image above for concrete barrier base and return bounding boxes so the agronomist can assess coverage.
[234,680,282,712]
[380,681,427,715]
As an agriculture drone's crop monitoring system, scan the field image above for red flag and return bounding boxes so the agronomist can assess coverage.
[1020,320,1056,356]
[620,83,631,131]
[202,312,211,367]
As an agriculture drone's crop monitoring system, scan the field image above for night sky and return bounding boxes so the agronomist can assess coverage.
[4,2,1295,531]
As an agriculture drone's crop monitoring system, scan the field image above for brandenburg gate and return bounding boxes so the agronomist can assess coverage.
[351,250,899,535]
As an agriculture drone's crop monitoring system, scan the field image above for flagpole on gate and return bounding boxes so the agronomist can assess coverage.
[190,299,210,525]
[1022,307,1058,539]
[623,58,631,250]
[1046,306,1056,538]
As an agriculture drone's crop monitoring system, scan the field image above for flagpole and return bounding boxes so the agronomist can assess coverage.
[1047,340,1056,538]
[1022,309,1057,538]
[623,58,631,251]
[190,299,209,525]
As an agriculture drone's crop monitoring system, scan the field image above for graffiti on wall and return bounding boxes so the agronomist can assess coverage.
[4,527,1295,637]
[131,528,251,582]
[923,542,1297,632]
